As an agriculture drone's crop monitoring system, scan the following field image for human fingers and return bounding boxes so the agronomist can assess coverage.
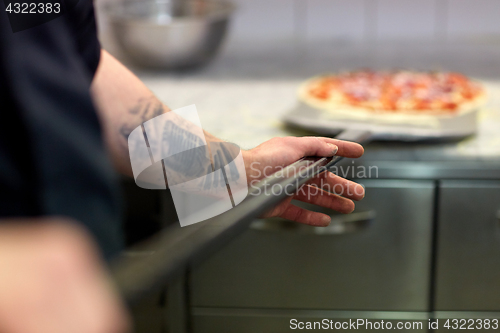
[285,136,339,158]
[293,184,355,214]
[306,172,365,201]
[318,137,364,158]
[277,203,332,227]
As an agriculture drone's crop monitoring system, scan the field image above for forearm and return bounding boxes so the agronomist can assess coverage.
[90,50,162,175]
[90,50,224,177]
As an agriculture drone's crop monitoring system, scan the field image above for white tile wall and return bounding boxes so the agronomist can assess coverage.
[225,0,500,43]
[305,0,365,41]
[376,0,436,39]
[227,0,296,41]
[446,0,500,38]
[95,0,500,45]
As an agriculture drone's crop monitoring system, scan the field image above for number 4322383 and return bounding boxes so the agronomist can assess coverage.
[6,2,61,14]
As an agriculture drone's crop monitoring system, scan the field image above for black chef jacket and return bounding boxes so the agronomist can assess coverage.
[0,0,123,259]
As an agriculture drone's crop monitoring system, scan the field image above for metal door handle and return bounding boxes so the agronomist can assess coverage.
[250,210,376,235]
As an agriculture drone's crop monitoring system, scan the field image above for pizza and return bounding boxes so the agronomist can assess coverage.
[299,70,486,116]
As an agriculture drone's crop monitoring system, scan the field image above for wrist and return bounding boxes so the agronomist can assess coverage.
[241,149,256,184]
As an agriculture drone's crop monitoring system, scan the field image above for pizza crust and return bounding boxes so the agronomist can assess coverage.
[297,73,487,128]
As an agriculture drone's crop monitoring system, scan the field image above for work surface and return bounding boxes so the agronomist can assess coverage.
[119,40,500,179]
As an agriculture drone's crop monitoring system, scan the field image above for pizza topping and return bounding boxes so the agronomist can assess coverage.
[305,70,484,113]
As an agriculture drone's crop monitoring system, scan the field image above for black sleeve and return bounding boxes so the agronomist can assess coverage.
[71,0,102,75]
[0,0,123,260]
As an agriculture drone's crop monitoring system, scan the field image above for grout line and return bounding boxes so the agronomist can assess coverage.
[434,0,449,42]
[293,0,307,42]
[363,0,378,43]
[292,0,308,60]
[362,0,378,66]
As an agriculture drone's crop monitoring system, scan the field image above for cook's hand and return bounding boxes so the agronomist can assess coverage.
[0,218,130,333]
[243,137,365,226]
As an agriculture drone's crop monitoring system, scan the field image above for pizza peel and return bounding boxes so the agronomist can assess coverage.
[283,102,479,143]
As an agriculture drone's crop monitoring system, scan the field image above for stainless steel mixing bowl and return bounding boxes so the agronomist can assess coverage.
[106,0,234,69]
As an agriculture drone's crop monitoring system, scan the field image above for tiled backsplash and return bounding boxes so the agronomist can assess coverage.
[226,0,500,43]
[96,0,500,61]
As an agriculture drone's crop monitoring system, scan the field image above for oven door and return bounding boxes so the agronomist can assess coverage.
[190,179,435,331]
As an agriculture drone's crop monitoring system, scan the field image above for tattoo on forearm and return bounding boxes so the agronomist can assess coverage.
[124,97,241,189]
[129,96,164,122]
[119,96,166,148]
